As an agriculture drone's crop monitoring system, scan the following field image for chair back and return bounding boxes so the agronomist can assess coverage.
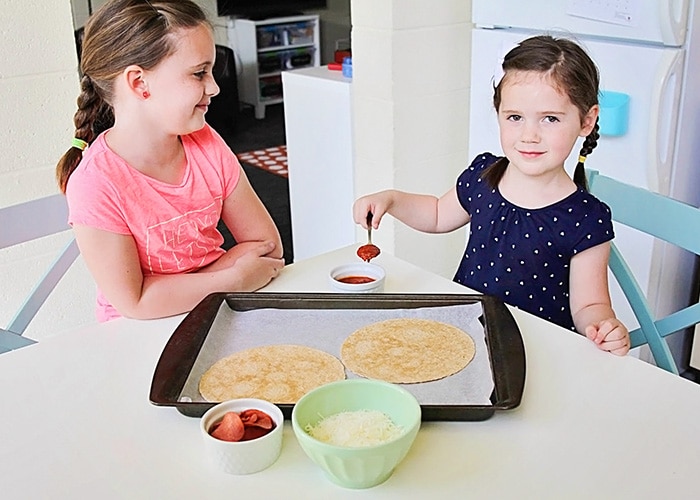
[586,169,700,374]
[0,194,79,353]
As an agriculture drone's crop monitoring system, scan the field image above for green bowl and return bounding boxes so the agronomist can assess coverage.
[291,379,421,489]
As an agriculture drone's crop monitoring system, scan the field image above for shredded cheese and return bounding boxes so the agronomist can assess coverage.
[304,409,404,447]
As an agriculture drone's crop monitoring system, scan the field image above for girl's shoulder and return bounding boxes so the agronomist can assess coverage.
[182,123,234,169]
[458,152,502,185]
[468,152,501,171]
[185,123,222,148]
[574,187,612,217]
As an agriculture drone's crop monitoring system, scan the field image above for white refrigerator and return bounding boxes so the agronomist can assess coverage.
[468,0,700,366]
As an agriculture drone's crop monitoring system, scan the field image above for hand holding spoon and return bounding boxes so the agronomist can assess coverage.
[357,212,381,262]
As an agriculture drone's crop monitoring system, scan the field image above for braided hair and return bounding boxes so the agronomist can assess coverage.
[55,0,210,193]
[482,35,601,191]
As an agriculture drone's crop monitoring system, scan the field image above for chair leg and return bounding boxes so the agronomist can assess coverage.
[0,329,37,354]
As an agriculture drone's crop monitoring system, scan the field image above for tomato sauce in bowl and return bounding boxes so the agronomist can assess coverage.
[337,275,375,284]
[329,263,385,293]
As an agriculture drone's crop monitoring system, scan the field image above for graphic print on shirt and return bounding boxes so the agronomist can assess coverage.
[145,198,222,273]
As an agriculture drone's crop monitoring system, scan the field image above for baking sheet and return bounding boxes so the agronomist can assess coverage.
[150,293,526,420]
[180,302,494,406]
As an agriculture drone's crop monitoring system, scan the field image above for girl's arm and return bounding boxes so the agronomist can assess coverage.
[73,226,282,320]
[569,242,630,355]
[353,187,470,233]
[72,170,284,320]
[207,168,284,270]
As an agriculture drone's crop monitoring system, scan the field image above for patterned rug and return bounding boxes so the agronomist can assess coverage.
[237,145,288,178]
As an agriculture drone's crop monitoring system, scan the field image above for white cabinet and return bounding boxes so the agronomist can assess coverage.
[227,15,321,119]
[282,66,354,261]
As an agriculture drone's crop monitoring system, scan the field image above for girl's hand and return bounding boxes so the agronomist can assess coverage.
[352,191,394,229]
[585,318,630,356]
[199,241,277,273]
[226,241,284,291]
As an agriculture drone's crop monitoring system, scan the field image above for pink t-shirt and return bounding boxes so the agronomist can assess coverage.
[66,124,240,321]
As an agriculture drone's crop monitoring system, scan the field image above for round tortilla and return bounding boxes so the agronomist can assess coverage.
[199,344,346,403]
[341,318,476,383]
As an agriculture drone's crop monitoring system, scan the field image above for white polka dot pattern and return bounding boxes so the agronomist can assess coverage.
[452,153,614,331]
[237,145,288,178]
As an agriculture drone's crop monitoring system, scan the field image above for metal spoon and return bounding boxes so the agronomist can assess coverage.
[357,212,381,262]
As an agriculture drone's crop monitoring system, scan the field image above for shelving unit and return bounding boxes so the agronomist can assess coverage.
[227,15,321,119]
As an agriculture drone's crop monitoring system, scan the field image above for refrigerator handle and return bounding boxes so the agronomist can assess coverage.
[659,0,689,46]
[647,50,684,196]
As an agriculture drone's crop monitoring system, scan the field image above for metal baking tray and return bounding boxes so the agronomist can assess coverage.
[149,292,526,421]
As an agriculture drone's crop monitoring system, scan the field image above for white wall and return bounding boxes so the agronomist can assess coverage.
[351,0,471,279]
[0,0,95,340]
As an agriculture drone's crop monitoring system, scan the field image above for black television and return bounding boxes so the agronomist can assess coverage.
[217,0,327,20]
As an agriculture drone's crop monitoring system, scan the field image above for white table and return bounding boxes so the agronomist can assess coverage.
[2,246,700,499]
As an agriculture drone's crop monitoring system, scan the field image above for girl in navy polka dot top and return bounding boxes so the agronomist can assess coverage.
[353,35,629,356]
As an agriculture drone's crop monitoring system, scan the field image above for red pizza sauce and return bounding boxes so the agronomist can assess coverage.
[357,244,380,262]
[337,275,376,284]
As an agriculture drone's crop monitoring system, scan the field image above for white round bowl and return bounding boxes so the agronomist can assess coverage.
[200,398,284,475]
[329,262,386,293]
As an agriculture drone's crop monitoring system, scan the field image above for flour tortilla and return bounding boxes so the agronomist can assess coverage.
[341,318,476,383]
[199,344,346,403]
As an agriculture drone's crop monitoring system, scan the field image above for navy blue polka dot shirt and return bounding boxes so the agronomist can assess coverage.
[453,153,614,331]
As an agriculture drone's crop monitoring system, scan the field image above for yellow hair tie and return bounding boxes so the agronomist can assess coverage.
[578,155,587,164]
[72,138,88,151]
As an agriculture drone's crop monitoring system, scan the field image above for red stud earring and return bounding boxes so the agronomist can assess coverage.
[143,90,150,99]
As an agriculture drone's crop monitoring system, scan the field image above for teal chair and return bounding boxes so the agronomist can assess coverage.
[0,194,79,354]
[586,169,700,374]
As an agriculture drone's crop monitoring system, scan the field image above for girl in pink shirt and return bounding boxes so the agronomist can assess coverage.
[55,0,284,321]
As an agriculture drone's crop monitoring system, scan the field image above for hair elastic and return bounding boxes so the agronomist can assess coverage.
[72,138,88,151]
[578,155,587,164]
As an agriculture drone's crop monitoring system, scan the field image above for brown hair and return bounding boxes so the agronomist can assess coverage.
[55,0,211,193]
[483,35,600,190]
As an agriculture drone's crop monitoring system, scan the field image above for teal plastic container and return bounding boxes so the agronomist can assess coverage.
[598,90,630,136]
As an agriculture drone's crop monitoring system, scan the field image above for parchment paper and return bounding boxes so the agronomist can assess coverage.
[180,302,495,406]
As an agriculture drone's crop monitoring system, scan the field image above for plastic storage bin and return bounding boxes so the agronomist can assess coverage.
[259,75,283,99]
[256,21,315,49]
[286,22,314,45]
[256,25,284,48]
[257,47,315,74]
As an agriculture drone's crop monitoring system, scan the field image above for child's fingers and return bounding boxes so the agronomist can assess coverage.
[585,325,599,342]
[254,240,276,256]
[596,323,630,355]
[598,336,630,356]
[351,199,370,227]
[586,321,611,344]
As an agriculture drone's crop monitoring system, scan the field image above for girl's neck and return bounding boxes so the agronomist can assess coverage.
[498,166,576,209]
[105,125,186,185]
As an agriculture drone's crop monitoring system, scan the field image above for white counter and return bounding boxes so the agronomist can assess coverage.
[282,66,355,261]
